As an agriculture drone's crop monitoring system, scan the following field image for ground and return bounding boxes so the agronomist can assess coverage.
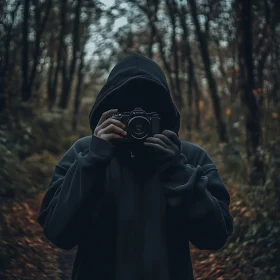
[0,150,278,279]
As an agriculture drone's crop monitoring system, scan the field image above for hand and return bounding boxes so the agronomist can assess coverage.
[143,129,181,164]
[93,109,127,143]
[187,174,217,220]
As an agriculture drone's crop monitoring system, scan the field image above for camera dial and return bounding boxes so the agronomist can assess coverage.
[128,115,150,140]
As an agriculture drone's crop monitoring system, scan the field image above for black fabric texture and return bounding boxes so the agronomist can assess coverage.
[37,53,234,280]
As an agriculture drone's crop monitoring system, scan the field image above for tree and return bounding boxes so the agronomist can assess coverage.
[0,0,21,111]
[59,0,83,109]
[188,0,228,143]
[175,0,201,132]
[236,0,264,185]
[22,0,30,101]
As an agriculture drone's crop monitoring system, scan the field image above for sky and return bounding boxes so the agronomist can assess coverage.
[85,0,128,61]
[102,0,115,7]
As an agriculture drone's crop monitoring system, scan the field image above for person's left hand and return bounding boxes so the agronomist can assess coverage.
[143,129,181,165]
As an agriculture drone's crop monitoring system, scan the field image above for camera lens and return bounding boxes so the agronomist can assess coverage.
[128,116,150,140]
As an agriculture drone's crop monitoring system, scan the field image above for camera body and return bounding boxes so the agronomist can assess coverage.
[110,107,161,143]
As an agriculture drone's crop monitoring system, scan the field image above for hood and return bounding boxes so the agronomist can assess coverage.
[88,53,181,134]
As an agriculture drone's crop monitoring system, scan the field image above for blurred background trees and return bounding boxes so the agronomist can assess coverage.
[1,0,280,182]
[1,0,280,279]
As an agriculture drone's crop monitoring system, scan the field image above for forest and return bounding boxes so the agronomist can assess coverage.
[0,0,280,279]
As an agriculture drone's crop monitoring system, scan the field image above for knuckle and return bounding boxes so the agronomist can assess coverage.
[103,118,109,125]
[108,117,116,123]
[110,119,117,125]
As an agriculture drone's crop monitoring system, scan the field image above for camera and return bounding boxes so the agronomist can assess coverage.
[110,107,161,143]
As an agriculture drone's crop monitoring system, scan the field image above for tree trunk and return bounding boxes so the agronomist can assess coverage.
[59,0,82,109]
[236,0,264,185]
[156,31,178,109]
[147,18,156,59]
[0,0,21,112]
[0,71,5,112]
[22,0,30,101]
[72,44,85,131]
[29,0,52,98]
[271,37,280,106]
[176,2,194,133]
[48,0,67,108]
[166,0,183,110]
[47,32,55,110]
[194,76,201,131]
[188,0,228,143]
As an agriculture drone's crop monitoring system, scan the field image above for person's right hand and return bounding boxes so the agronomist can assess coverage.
[93,109,127,143]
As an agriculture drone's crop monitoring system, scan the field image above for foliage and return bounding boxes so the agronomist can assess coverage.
[0,131,34,198]
[0,106,75,198]
[1,0,280,278]
[0,195,61,280]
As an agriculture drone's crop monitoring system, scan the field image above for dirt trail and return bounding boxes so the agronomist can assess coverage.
[1,150,265,279]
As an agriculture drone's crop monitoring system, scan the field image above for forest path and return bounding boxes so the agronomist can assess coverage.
[0,149,255,279]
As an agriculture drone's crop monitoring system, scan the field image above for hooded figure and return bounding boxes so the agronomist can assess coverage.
[37,53,234,280]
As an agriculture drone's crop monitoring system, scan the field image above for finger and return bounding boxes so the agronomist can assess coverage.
[97,109,119,127]
[153,134,174,147]
[95,116,125,136]
[145,136,169,148]
[98,124,127,137]
[103,133,123,141]
[104,124,127,136]
[98,117,126,131]
[162,130,181,147]
[143,142,167,153]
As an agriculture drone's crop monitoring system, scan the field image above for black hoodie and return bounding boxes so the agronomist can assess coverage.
[37,53,234,280]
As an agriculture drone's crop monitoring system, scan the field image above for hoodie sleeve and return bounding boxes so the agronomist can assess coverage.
[162,143,234,250]
[37,134,115,250]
